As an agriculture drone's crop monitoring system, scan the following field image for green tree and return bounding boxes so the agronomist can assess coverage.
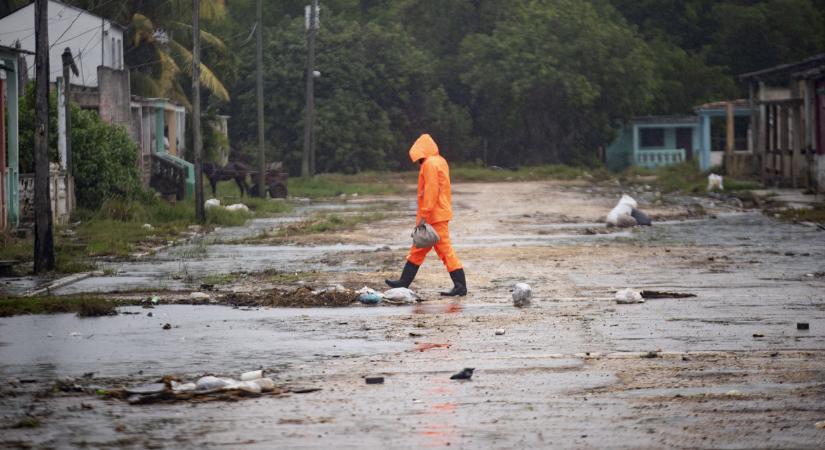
[460,0,657,165]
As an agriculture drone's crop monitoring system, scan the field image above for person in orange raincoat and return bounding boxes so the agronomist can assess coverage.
[385,134,466,296]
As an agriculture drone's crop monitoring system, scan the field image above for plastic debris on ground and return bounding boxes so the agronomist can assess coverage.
[707,173,724,191]
[450,368,475,380]
[113,370,287,405]
[606,194,638,227]
[204,198,221,209]
[615,288,645,304]
[512,283,532,307]
[189,292,210,301]
[630,207,652,226]
[382,287,418,304]
[226,203,250,213]
[142,223,154,230]
[495,328,506,335]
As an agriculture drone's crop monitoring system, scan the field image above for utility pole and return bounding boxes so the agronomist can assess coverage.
[61,48,78,212]
[255,0,266,196]
[192,0,205,222]
[33,0,54,272]
[301,0,318,177]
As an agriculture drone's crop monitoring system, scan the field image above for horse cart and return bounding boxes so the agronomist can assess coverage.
[203,161,288,199]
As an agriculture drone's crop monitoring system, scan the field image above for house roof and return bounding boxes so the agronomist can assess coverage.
[695,99,750,111]
[739,53,825,81]
[632,115,698,125]
[0,44,34,55]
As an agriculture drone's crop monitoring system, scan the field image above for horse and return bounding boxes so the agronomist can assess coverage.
[202,161,251,197]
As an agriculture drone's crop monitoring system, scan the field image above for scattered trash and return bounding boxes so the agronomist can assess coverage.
[725,390,742,397]
[815,421,825,429]
[226,203,250,213]
[415,342,451,352]
[358,293,382,305]
[171,381,196,392]
[125,383,167,395]
[190,292,210,301]
[615,288,644,304]
[147,312,153,317]
[797,322,810,330]
[630,208,652,226]
[162,323,172,330]
[195,376,232,391]
[707,173,724,191]
[142,223,154,230]
[640,290,697,299]
[204,198,221,209]
[412,221,441,248]
[512,283,532,308]
[240,370,263,381]
[494,328,505,336]
[606,194,638,227]
[753,333,764,338]
[641,351,659,359]
[383,287,418,304]
[150,295,160,305]
[365,376,385,385]
[450,368,475,380]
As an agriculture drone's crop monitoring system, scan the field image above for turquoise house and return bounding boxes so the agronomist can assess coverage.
[606,115,701,171]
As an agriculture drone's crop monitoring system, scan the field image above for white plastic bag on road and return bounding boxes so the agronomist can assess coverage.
[707,173,724,191]
[382,287,418,304]
[606,195,638,227]
[226,203,250,213]
[205,198,221,209]
[615,288,644,304]
[512,283,532,308]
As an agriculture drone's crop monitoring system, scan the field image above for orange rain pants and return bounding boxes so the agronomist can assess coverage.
[406,220,462,272]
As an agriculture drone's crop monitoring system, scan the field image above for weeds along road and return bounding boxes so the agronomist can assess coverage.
[2,180,825,449]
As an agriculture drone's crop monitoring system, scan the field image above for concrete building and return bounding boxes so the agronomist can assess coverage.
[0,0,124,87]
[606,116,700,171]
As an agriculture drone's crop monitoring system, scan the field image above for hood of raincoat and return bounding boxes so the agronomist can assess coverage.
[408,134,440,163]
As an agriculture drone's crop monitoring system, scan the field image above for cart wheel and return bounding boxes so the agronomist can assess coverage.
[269,183,288,198]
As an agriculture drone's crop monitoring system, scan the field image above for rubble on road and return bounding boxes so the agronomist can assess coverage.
[111,371,285,405]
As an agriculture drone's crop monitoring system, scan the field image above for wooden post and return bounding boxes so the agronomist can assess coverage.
[192,0,205,222]
[0,77,6,230]
[33,0,55,272]
[725,102,735,154]
[779,105,789,180]
[256,0,266,196]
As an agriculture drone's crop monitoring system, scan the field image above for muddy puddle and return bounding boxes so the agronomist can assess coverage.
[0,305,412,379]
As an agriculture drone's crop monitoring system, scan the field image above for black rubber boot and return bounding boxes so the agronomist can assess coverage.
[385,261,420,288]
[440,269,467,296]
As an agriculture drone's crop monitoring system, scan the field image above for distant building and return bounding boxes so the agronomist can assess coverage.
[0,0,125,88]
[740,54,825,191]
[606,116,700,172]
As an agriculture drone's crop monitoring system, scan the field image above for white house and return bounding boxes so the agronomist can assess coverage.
[0,0,124,87]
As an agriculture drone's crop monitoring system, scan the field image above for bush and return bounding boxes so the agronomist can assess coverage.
[18,84,142,210]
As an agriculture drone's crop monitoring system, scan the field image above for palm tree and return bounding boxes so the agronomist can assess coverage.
[70,0,230,106]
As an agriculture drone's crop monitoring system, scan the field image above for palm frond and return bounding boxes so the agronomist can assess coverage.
[168,40,230,101]
[168,21,228,53]
[130,72,163,98]
[131,13,155,46]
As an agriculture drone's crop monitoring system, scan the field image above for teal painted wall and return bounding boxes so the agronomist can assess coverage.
[606,126,633,171]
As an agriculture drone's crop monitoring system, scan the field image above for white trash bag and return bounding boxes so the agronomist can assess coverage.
[204,198,221,209]
[512,283,532,308]
[606,195,638,227]
[707,173,724,191]
[382,287,418,304]
[615,288,645,304]
[412,220,440,248]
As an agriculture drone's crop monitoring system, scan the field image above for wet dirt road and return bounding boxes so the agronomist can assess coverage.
[2,180,825,449]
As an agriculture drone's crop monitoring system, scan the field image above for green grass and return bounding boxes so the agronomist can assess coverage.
[211,177,294,215]
[277,212,386,237]
[0,295,117,317]
[288,173,408,199]
[450,163,610,182]
[778,207,825,222]
[620,161,761,195]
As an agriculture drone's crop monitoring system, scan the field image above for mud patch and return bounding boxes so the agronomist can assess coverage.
[224,286,358,308]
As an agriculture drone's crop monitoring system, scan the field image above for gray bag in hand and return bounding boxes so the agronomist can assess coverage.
[412,220,440,248]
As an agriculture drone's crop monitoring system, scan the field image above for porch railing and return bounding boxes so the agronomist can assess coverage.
[635,148,686,169]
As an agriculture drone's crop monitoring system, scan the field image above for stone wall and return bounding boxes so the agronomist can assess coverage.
[97,66,131,129]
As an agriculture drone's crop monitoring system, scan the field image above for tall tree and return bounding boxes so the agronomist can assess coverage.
[33,0,55,272]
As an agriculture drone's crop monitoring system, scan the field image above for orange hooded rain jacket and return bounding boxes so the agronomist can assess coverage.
[409,134,452,224]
